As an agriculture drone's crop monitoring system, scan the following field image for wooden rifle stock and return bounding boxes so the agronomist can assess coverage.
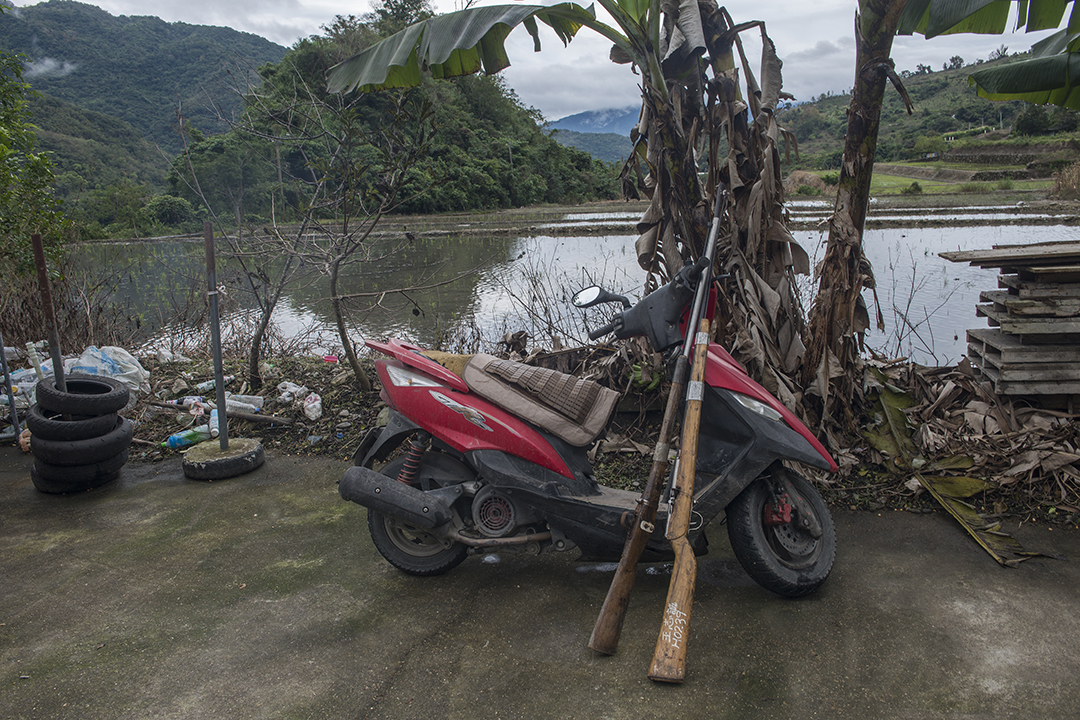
[648,318,711,683]
[587,353,689,655]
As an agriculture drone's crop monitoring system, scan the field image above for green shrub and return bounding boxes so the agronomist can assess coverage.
[796,185,821,196]
[900,181,923,195]
[995,179,1014,190]
[821,172,840,186]
[957,182,983,192]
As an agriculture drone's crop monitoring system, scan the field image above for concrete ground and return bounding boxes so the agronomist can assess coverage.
[3,444,1080,720]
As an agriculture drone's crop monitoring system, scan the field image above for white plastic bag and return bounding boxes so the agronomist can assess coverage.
[303,392,323,420]
[67,346,152,396]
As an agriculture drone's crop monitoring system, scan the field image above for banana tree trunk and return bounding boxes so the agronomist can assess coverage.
[802,0,909,425]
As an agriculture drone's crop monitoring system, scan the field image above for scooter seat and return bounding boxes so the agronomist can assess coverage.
[462,353,619,447]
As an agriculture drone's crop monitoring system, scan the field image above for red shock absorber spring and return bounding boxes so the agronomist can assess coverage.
[396,432,429,485]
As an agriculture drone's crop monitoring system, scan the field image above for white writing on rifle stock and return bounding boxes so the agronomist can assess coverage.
[659,603,688,649]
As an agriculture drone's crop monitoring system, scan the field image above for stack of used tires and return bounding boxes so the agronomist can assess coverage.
[27,374,133,494]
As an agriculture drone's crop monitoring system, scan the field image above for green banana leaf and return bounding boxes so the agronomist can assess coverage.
[918,473,1049,567]
[896,0,1080,110]
[897,0,1011,38]
[969,52,1080,108]
[326,3,602,94]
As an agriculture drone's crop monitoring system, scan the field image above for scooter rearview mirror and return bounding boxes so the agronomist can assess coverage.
[573,286,631,309]
[572,286,603,307]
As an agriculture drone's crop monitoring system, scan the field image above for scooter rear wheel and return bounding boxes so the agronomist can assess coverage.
[727,471,835,597]
[367,457,468,576]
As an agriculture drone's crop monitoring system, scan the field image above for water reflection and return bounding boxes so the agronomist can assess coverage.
[75,219,1075,367]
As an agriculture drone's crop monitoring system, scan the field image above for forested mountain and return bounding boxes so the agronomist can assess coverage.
[776,51,1055,168]
[0,0,287,154]
[548,129,633,165]
[29,93,165,190]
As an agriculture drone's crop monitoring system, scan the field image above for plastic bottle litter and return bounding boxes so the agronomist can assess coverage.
[25,342,46,382]
[303,392,323,420]
[227,393,265,410]
[224,399,259,414]
[195,375,235,393]
[209,409,220,438]
[162,425,212,449]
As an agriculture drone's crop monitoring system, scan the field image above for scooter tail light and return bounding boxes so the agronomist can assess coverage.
[384,363,445,388]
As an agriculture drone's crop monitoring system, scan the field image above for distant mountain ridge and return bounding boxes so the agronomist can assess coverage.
[550,106,639,135]
[0,0,287,154]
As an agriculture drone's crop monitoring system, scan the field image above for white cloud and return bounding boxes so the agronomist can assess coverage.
[11,0,1066,117]
[23,56,79,77]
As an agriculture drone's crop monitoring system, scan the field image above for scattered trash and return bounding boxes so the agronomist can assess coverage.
[6,368,40,407]
[228,394,265,410]
[164,396,205,407]
[68,346,152,396]
[195,375,235,393]
[307,435,323,445]
[155,348,192,363]
[18,428,31,452]
[162,425,212,449]
[209,409,220,438]
[24,342,46,381]
[303,393,323,420]
[323,355,339,363]
[224,398,259,414]
[276,381,308,403]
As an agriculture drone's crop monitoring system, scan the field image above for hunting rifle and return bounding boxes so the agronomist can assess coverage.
[647,313,711,682]
[587,184,727,658]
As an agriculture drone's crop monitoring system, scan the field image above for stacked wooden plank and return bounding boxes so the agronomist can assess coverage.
[940,241,1080,402]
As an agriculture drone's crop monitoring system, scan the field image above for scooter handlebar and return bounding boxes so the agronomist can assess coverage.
[588,321,618,341]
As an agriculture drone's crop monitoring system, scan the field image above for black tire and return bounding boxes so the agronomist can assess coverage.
[366,457,468,576]
[30,417,133,466]
[182,440,265,481]
[727,471,835,598]
[26,403,119,441]
[31,449,128,493]
[36,374,129,416]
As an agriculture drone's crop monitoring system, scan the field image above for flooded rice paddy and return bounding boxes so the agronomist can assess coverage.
[85,200,1080,367]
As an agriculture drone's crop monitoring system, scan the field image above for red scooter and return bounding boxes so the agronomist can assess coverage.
[340,260,837,597]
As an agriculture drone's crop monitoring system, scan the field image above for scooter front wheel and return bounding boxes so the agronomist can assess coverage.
[726,471,835,597]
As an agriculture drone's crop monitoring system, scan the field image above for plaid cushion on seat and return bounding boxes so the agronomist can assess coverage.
[463,354,619,447]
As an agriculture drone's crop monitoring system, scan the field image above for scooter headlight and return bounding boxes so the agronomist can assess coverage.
[733,393,783,423]
[384,363,444,388]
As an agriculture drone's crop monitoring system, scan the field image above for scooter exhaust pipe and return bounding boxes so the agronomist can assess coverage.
[339,465,453,529]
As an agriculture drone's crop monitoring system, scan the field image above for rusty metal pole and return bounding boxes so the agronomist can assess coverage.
[0,332,19,436]
[204,222,229,450]
[30,233,65,392]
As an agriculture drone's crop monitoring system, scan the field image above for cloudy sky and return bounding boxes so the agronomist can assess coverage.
[15,0,1056,121]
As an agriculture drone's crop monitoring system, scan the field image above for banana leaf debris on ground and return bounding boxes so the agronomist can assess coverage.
[860,357,1077,565]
